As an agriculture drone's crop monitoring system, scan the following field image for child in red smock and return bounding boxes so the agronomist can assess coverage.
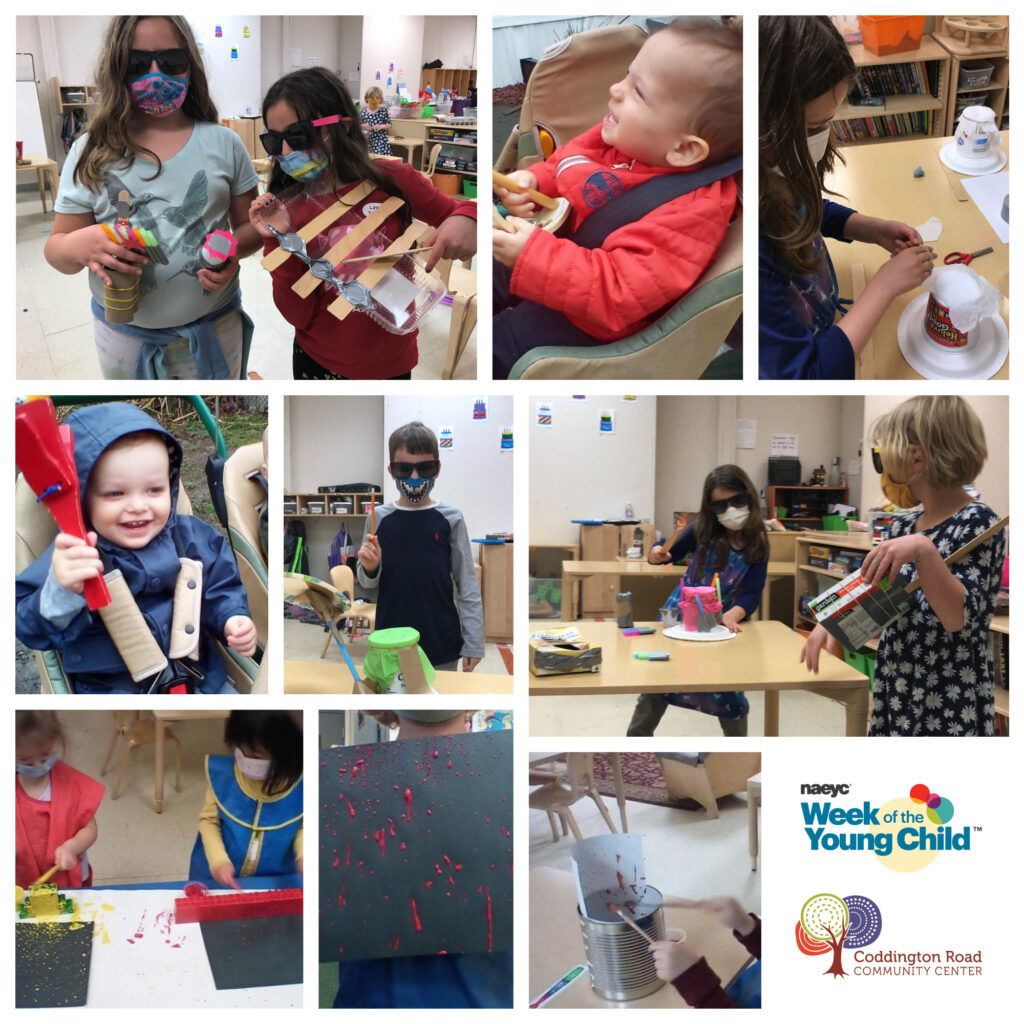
[15,710,104,889]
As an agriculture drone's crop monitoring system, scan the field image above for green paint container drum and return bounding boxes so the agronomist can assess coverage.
[362,627,437,694]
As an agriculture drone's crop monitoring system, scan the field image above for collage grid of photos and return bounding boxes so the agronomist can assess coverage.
[12,10,1011,1016]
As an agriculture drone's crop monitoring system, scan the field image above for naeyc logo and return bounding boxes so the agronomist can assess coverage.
[801,783,975,872]
[796,893,882,978]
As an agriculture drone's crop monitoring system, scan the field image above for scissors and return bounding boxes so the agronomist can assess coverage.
[944,247,993,266]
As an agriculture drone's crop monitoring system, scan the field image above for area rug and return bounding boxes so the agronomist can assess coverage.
[591,753,677,808]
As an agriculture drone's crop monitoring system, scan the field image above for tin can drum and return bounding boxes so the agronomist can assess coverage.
[103,268,139,324]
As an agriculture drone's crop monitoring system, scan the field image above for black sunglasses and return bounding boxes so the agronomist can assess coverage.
[259,115,350,156]
[127,49,191,78]
[390,459,440,480]
[708,492,750,516]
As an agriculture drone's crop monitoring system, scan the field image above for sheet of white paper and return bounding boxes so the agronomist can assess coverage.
[915,216,943,243]
[962,172,1010,244]
[736,419,756,449]
[45,889,299,1007]
[570,834,645,917]
[830,503,856,516]
[770,433,798,457]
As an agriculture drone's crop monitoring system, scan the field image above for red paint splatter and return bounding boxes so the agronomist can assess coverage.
[338,883,347,907]
[127,909,148,943]
[455,864,462,871]
[345,843,351,868]
[347,799,356,819]
[500,827,510,838]
[443,854,453,869]
[357,860,364,868]
[375,828,387,856]
[426,881,433,889]
[432,750,439,759]
[350,765,359,778]
[332,856,340,869]
[447,760,452,769]
[393,935,400,951]
[400,842,407,851]
[387,818,396,837]
[448,876,456,886]
[486,886,493,952]
[404,788,412,824]
[410,898,422,932]
[427,809,432,817]
[616,871,626,891]
[435,863,443,874]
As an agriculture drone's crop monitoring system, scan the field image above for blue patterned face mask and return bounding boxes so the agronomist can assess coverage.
[396,476,435,504]
[16,751,58,777]
[276,146,329,182]
[128,71,190,117]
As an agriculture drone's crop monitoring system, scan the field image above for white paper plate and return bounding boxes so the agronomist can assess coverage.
[938,141,1007,177]
[896,292,1008,379]
[663,624,736,643]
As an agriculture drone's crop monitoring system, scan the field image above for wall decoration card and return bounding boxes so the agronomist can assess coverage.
[319,729,513,960]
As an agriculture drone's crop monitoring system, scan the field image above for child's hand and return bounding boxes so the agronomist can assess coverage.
[421,214,477,272]
[799,623,840,673]
[867,218,923,254]
[249,194,292,238]
[224,615,258,658]
[872,245,935,298]
[53,842,78,872]
[461,657,481,672]
[51,531,104,594]
[358,534,382,571]
[648,545,674,565]
[492,217,537,268]
[211,862,242,890]
[494,170,539,218]
[68,224,148,288]
[198,255,239,293]
[648,932,699,981]
[860,534,928,588]
[721,606,744,634]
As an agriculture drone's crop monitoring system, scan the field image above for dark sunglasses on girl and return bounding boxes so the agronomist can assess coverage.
[259,114,350,156]
[708,492,750,516]
[390,459,441,480]
[126,49,191,78]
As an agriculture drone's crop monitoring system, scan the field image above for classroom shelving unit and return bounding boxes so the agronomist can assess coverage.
[932,16,1009,134]
[420,66,476,99]
[835,34,951,144]
[765,485,849,531]
[283,491,379,520]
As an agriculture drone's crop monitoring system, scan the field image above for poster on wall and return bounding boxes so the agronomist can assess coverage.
[599,410,614,434]
[439,426,454,449]
[375,68,381,81]
[537,403,552,427]
[572,395,586,401]
[243,25,251,38]
[500,427,514,452]
[230,48,238,60]
[473,398,487,420]
[771,433,799,456]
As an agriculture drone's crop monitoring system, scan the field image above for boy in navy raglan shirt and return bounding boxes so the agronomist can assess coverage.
[356,422,483,672]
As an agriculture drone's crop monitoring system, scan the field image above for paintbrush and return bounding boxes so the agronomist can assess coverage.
[32,865,58,886]
[607,902,653,940]
[492,169,559,210]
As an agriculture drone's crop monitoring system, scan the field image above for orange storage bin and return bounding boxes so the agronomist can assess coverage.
[858,16,926,56]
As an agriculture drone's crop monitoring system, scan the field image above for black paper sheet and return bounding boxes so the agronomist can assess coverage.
[200,913,303,989]
[15,920,94,1007]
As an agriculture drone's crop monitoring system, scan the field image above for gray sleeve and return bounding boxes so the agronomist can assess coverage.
[445,508,485,659]
[39,565,89,628]
[354,512,380,591]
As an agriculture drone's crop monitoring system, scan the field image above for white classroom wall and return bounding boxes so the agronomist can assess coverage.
[382,396,514,542]
[421,17,478,71]
[191,17,263,118]
[360,15,424,104]
[529,396,657,545]
[285,396,385,576]
[860,396,1008,517]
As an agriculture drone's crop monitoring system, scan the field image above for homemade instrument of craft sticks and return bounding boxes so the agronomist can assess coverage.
[260,181,375,272]
[15,398,111,610]
[174,888,303,924]
[808,516,1008,651]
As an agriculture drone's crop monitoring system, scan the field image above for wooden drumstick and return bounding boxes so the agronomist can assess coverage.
[492,170,559,210]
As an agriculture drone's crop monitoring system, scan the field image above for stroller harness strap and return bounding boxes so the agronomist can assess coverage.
[570,154,742,250]
[169,558,203,660]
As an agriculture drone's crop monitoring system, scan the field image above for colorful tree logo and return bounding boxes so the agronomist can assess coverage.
[796,894,882,978]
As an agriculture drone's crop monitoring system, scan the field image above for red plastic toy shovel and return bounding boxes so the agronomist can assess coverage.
[15,398,111,610]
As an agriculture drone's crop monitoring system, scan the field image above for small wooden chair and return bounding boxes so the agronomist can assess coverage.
[529,752,617,843]
[318,564,377,656]
[101,711,182,803]
[443,265,478,379]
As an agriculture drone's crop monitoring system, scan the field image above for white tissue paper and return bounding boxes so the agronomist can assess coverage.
[915,217,943,243]
[922,263,1001,334]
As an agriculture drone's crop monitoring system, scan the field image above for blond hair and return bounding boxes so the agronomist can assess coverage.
[364,86,384,104]
[873,397,987,488]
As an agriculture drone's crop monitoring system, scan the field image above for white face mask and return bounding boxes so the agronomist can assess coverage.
[234,746,271,781]
[717,506,750,532]
[807,126,831,165]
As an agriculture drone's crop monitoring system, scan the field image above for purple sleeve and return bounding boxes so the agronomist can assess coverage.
[670,958,735,1008]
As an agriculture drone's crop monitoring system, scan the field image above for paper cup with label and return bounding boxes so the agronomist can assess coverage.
[921,263,1000,352]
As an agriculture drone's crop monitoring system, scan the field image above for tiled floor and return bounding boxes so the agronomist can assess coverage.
[48,711,235,886]
[16,190,476,381]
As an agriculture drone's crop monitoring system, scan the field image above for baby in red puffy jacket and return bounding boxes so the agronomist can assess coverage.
[493,18,742,376]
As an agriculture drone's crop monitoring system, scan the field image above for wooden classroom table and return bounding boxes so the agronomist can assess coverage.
[825,133,1009,379]
[560,560,792,621]
[17,154,59,213]
[386,136,424,165]
[152,710,229,814]
[284,659,513,695]
[529,866,750,1008]
[529,620,870,736]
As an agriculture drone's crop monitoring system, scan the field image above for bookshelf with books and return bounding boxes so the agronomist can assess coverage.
[835,34,950,145]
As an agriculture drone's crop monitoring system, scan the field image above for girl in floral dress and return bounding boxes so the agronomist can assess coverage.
[360,86,393,157]
[802,396,1004,736]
